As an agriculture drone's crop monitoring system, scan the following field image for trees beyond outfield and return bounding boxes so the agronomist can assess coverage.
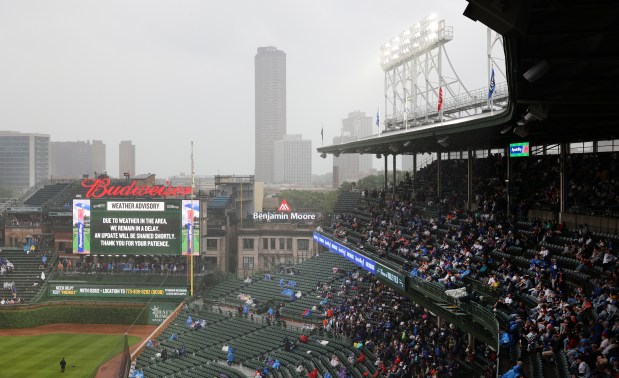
[274,171,406,215]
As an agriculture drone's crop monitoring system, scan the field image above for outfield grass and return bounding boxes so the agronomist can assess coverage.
[0,334,140,378]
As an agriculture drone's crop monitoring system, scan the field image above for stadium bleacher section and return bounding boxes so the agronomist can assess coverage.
[0,247,55,304]
[23,183,70,207]
[410,152,619,219]
[315,166,619,377]
[333,192,362,214]
[135,251,494,377]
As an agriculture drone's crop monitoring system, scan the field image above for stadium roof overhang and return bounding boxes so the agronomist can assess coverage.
[318,0,619,157]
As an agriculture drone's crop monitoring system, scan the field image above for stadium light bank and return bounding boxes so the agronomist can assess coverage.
[379,13,451,71]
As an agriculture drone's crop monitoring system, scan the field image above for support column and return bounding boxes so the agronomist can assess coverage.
[506,146,511,217]
[559,143,567,221]
[467,147,473,211]
[436,316,443,329]
[412,154,417,182]
[468,333,475,349]
[384,155,389,192]
[437,152,442,201]
[392,154,397,198]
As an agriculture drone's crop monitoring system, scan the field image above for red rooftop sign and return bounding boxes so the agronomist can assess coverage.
[81,179,192,199]
[277,199,292,212]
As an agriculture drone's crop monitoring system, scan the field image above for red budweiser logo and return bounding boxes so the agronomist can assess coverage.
[81,179,192,199]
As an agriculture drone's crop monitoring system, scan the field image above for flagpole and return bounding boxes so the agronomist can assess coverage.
[439,45,443,125]
[404,93,408,130]
[190,141,195,297]
[377,105,381,137]
[487,27,492,113]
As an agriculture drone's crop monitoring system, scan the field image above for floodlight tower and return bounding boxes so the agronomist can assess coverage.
[380,14,451,129]
[380,15,477,129]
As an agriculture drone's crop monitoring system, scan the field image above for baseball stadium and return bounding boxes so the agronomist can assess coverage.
[1,2,619,378]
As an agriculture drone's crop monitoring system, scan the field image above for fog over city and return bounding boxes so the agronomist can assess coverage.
[0,0,492,178]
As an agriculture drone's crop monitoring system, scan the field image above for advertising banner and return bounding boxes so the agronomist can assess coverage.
[313,232,376,274]
[375,262,406,291]
[49,284,188,298]
[509,142,530,157]
[148,302,179,325]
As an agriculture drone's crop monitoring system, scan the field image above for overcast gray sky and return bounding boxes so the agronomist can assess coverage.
[0,0,498,179]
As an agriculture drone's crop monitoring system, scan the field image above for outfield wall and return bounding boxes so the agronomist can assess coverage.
[0,301,149,329]
[131,301,185,361]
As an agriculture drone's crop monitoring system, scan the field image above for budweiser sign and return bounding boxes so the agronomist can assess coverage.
[81,179,192,198]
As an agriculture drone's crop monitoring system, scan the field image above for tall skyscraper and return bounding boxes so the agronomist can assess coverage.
[0,131,50,193]
[51,140,107,179]
[91,140,106,176]
[274,135,312,187]
[332,111,373,187]
[255,46,286,184]
[119,140,135,179]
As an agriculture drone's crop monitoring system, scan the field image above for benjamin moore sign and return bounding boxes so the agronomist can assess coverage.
[49,285,188,298]
[253,198,318,222]
[376,262,405,291]
[252,212,317,221]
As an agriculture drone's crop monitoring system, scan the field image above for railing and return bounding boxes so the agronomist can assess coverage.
[385,81,508,130]
[0,198,18,214]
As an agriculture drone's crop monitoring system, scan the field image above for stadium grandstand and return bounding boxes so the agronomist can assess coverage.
[2,1,619,378]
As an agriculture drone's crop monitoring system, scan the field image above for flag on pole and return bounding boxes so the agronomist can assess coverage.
[488,68,496,100]
[404,93,409,116]
[320,125,324,143]
[376,108,380,129]
[437,87,444,111]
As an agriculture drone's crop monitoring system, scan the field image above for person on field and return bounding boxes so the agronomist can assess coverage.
[60,358,67,373]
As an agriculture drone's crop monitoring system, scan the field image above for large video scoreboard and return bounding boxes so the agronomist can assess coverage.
[73,199,199,255]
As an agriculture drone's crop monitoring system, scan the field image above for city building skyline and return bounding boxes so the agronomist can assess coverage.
[255,46,286,184]
[119,140,136,179]
[332,111,374,187]
[274,134,312,187]
[51,140,105,179]
[0,131,50,193]
[91,140,106,176]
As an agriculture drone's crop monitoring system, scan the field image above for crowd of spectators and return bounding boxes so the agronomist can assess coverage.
[323,166,619,377]
[1,262,21,304]
[0,257,14,275]
[1,280,21,305]
[6,214,42,228]
[409,151,618,218]
[54,255,209,276]
[315,270,496,377]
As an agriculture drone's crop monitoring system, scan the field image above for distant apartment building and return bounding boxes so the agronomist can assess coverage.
[0,131,50,193]
[119,140,136,179]
[51,140,107,179]
[274,135,311,187]
[332,111,373,187]
[91,140,106,175]
[255,46,286,184]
